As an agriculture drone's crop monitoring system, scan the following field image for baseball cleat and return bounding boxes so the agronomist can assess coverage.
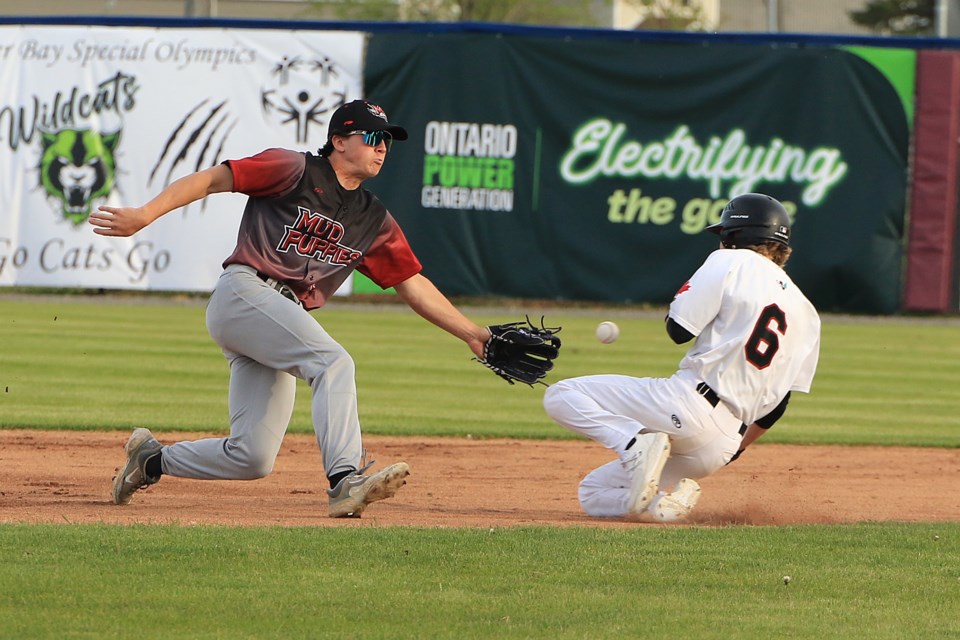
[621,432,671,515]
[111,428,163,505]
[327,461,410,518]
[647,478,702,523]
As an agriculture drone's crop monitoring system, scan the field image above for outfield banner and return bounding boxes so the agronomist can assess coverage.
[365,34,913,313]
[0,25,364,293]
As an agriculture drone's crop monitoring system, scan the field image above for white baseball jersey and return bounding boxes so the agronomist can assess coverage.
[669,248,821,426]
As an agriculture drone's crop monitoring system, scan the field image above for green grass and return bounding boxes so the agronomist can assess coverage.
[1,297,959,446]
[2,295,959,639]
[1,523,957,639]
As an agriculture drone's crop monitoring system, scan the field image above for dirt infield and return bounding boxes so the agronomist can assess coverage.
[1,429,958,527]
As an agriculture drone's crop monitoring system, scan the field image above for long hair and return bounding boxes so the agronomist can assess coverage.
[751,241,792,267]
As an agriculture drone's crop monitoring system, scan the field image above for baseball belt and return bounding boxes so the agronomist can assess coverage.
[256,271,302,307]
[698,381,748,436]
[696,381,720,408]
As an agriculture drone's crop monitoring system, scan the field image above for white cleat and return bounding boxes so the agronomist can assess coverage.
[648,478,702,523]
[622,433,671,514]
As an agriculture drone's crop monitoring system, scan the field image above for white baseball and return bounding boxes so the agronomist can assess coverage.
[596,321,620,344]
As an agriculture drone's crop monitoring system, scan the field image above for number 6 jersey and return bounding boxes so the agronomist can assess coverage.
[668,248,821,426]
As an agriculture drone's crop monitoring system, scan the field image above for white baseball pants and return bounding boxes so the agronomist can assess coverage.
[159,264,363,481]
[543,370,742,517]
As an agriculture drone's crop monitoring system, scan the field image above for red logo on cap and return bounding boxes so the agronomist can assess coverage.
[366,104,388,121]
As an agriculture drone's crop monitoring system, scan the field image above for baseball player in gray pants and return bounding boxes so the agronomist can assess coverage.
[92,100,492,517]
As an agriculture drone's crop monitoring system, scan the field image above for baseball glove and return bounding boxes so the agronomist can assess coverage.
[477,317,562,386]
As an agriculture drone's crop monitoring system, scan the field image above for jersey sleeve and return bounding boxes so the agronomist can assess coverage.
[224,148,305,198]
[668,250,729,337]
[356,212,423,289]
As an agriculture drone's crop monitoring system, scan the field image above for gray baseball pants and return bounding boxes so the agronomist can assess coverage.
[159,264,362,481]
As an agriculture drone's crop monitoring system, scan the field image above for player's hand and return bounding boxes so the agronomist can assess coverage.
[89,205,153,237]
[468,326,492,360]
[726,448,745,465]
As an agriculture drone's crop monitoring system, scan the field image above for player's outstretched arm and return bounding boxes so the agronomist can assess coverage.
[740,422,768,450]
[727,423,765,465]
[729,392,791,464]
[89,164,234,237]
[394,273,490,359]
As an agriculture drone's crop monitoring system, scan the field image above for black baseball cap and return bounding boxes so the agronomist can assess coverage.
[327,99,408,141]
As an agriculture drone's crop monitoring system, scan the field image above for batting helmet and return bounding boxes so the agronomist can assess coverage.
[705,193,791,248]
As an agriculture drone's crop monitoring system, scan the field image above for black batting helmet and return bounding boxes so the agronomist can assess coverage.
[705,193,791,248]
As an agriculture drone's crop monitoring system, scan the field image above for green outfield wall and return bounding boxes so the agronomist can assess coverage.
[3,18,957,313]
[365,33,915,314]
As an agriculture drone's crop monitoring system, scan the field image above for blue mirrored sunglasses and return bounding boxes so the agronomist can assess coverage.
[346,130,393,150]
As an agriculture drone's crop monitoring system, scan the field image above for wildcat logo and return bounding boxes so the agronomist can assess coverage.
[39,128,121,225]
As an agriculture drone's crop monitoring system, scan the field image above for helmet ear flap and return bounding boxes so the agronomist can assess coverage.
[718,228,738,249]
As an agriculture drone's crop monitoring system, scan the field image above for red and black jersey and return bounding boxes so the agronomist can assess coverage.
[222,148,422,310]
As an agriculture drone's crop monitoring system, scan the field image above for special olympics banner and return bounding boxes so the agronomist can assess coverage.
[365,34,914,313]
[0,25,364,292]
